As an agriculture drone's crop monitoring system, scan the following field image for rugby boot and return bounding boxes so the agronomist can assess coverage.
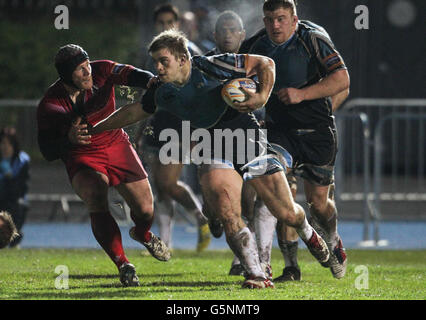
[129,228,171,261]
[228,263,246,276]
[119,263,140,287]
[310,217,347,278]
[242,275,275,289]
[274,266,301,282]
[261,262,273,281]
[302,229,330,264]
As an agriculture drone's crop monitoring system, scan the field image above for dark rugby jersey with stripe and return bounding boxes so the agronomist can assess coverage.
[240,21,347,129]
[142,54,248,129]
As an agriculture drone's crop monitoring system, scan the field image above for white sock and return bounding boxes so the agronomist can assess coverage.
[296,216,313,242]
[254,200,277,264]
[156,199,175,248]
[227,227,265,279]
[177,181,208,225]
[231,255,241,266]
[328,212,339,248]
[189,208,208,226]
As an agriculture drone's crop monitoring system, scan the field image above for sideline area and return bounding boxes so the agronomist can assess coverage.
[17,221,426,250]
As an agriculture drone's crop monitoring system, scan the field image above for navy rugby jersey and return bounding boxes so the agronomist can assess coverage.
[141,42,204,141]
[240,21,347,129]
[142,54,247,129]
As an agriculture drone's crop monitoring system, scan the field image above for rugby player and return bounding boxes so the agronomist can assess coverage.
[90,29,330,289]
[200,11,248,242]
[37,44,170,287]
[202,10,276,279]
[240,0,350,281]
[138,3,211,252]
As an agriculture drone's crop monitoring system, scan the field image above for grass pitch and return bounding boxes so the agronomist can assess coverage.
[0,248,424,300]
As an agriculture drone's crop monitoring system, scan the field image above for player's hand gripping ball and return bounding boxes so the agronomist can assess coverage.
[221,78,257,109]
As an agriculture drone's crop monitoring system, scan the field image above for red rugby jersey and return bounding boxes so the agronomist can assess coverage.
[37,60,135,160]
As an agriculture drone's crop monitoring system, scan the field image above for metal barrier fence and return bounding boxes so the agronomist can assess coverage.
[1,98,425,246]
[335,98,426,246]
[334,112,372,243]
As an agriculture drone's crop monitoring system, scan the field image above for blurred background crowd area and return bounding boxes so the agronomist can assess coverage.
[0,0,424,160]
[0,0,425,225]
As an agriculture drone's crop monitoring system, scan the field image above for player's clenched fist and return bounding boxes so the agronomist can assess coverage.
[68,116,91,145]
[277,87,305,105]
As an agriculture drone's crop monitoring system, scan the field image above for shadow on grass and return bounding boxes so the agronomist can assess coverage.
[144,280,232,287]
[8,279,240,300]
[78,278,236,290]
[63,273,198,281]
[140,273,196,278]
[69,274,117,280]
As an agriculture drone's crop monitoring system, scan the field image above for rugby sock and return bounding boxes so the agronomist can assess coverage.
[226,227,265,279]
[231,255,241,266]
[131,211,154,242]
[312,205,339,248]
[89,211,128,269]
[278,239,299,268]
[327,211,339,248]
[156,198,175,248]
[254,200,277,264]
[245,214,257,240]
[177,181,208,225]
[295,215,314,242]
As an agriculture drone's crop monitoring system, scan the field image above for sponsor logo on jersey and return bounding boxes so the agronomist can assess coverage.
[112,64,126,74]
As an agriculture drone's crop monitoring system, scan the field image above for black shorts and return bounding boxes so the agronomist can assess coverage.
[267,124,337,186]
[196,112,284,180]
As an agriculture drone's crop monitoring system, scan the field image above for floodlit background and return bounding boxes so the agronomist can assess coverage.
[0,0,425,249]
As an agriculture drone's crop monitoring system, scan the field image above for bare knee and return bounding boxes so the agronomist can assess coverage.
[280,205,299,227]
[308,196,334,216]
[75,181,108,211]
[276,202,306,228]
[123,184,154,219]
[131,197,154,219]
[84,188,107,205]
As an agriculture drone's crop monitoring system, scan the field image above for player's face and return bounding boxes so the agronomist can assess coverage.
[214,19,246,54]
[263,8,298,44]
[0,136,14,159]
[155,12,179,33]
[71,60,93,90]
[151,48,183,84]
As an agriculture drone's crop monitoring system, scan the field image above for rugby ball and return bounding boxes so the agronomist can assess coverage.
[221,78,257,108]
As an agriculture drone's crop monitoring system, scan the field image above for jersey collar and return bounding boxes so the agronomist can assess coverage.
[268,32,296,48]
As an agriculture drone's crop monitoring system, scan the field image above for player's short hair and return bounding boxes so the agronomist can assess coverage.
[153,3,180,22]
[215,10,244,33]
[148,29,191,60]
[0,211,18,249]
[263,0,298,16]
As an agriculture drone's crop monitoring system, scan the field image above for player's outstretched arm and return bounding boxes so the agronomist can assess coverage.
[90,102,150,134]
[331,87,350,112]
[303,68,349,102]
[278,69,350,105]
[234,54,276,113]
